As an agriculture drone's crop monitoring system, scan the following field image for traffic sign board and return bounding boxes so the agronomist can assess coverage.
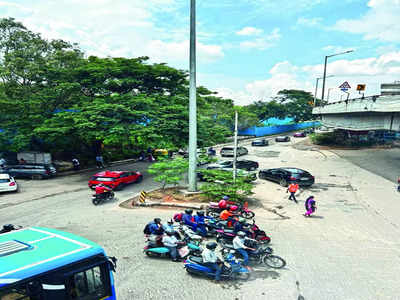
[339,81,351,89]
[341,88,348,92]
[356,84,366,91]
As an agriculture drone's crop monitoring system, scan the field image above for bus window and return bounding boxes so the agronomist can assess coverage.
[0,280,42,300]
[68,265,110,300]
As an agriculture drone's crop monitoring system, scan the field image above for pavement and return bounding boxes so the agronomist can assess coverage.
[1,135,400,299]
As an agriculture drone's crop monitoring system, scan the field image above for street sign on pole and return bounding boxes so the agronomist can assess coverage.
[339,81,351,89]
[356,84,366,91]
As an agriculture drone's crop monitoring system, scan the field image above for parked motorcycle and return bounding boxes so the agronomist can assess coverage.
[92,191,115,205]
[215,222,271,246]
[184,252,250,280]
[143,234,201,258]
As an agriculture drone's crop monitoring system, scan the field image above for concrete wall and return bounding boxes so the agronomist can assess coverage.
[239,121,319,137]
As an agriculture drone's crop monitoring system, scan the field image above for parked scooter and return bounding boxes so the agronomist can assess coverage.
[143,234,201,258]
[184,252,250,281]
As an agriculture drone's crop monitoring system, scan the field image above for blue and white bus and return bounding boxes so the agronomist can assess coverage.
[0,225,117,300]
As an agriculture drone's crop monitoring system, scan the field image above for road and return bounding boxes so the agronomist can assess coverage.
[331,147,400,183]
[1,137,400,299]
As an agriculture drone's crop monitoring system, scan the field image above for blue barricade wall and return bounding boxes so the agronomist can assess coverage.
[239,121,320,137]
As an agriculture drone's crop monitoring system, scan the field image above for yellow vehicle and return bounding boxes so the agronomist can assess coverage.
[153,149,169,157]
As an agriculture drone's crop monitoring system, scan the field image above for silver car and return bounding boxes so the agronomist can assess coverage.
[220,146,248,157]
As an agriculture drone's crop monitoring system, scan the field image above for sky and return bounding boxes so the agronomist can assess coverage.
[1,0,400,105]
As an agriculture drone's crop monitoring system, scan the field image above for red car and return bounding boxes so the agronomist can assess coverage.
[293,132,306,138]
[88,170,143,190]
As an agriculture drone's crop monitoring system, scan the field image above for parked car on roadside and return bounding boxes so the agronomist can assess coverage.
[220,146,248,157]
[207,160,259,171]
[3,164,57,179]
[88,170,143,190]
[275,136,291,142]
[293,132,306,138]
[197,168,257,183]
[251,139,269,146]
[0,173,18,193]
[258,167,314,187]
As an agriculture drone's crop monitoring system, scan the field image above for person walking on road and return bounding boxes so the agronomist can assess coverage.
[304,195,317,217]
[287,182,299,203]
[95,155,105,168]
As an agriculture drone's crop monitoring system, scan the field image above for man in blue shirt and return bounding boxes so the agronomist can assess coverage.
[149,218,164,235]
[194,211,208,237]
[182,209,197,232]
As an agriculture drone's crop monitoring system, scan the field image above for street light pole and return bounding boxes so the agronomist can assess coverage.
[321,50,354,101]
[188,0,197,191]
[314,75,334,106]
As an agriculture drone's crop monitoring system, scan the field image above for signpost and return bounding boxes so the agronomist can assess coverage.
[339,81,351,92]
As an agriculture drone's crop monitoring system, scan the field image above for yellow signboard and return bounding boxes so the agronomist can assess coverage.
[356,84,366,91]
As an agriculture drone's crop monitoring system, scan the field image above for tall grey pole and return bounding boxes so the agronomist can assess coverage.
[233,111,238,183]
[321,56,328,101]
[313,78,320,106]
[188,0,197,192]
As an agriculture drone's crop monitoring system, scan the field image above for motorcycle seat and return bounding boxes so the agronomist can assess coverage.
[188,256,209,266]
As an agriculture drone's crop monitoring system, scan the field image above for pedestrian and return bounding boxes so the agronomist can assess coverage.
[19,158,26,164]
[0,157,5,168]
[95,155,105,168]
[162,230,180,262]
[397,176,400,192]
[304,195,317,217]
[201,242,222,282]
[72,157,80,171]
[287,182,299,203]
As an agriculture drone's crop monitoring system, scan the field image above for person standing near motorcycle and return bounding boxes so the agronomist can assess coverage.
[287,182,299,203]
[162,230,180,262]
[233,231,256,266]
[183,209,198,232]
[202,242,221,282]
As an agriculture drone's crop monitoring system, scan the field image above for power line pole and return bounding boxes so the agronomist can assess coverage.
[188,0,197,192]
[233,110,238,183]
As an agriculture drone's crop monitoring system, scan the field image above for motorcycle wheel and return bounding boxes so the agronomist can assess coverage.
[92,198,100,205]
[263,255,286,269]
[241,211,255,219]
[234,271,250,281]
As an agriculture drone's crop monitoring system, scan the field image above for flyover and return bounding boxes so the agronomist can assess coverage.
[312,95,400,131]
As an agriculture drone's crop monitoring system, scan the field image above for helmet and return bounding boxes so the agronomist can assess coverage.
[166,230,175,236]
[238,217,246,223]
[229,205,238,212]
[222,196,229,200]
[197,211,205,216]
[206,242,218,250]
[154,218,161,224]
[185,209,193,214]
[237,231,246,237]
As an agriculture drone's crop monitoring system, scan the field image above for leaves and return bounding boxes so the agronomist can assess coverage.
[148,157,189,190]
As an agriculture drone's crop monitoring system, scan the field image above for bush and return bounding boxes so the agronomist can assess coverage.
[199,169,254,203]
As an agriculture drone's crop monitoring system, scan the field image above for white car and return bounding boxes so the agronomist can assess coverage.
[0,174,18,193]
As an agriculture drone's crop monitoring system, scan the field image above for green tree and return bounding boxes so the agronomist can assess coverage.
[277,89,314,122]
[199,169,254,203]
[148,157,189,190]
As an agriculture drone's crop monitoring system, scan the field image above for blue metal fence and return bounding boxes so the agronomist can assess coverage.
[239,121,320,137]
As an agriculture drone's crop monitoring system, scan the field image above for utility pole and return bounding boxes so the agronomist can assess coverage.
[188,0,197,192]
[233,111,238,183]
